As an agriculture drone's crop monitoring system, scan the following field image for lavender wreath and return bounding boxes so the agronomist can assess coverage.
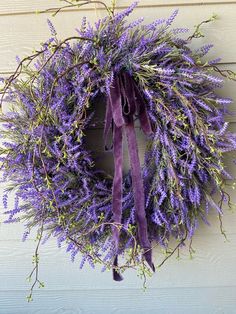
[1,1,236,298]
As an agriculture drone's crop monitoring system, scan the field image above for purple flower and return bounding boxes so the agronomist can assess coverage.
[166,9,179,26]
[47,19,57,37]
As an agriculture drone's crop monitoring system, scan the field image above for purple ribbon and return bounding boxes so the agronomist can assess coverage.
[104,72,155,281]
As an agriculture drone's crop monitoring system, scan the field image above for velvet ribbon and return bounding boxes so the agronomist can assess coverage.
[104,72,155,281]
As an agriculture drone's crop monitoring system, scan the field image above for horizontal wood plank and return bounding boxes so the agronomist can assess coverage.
[1,286,236,313]
[0,4,236,73]
[0,233,235,291]
[0,287,236,314]
[1,0,236,16]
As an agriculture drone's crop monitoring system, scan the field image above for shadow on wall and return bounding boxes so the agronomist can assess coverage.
[84,93,148,175]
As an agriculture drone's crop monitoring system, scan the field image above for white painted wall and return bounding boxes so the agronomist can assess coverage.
[0,1,236,313]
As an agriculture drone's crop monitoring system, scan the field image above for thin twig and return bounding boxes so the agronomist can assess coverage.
[187,15,217,41]
[205,65,236,82]
[26,221,44,302]
[42,0,111,16]
[158,230,188,268]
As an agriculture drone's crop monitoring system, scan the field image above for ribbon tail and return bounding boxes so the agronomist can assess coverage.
[132,81,152,136]
[113,255,123,282]
[104,96,113,151]
[139,107,152,136]
[107,75,125,281]
[109,75,125,127]
[112,124,124,281]
[122,72,152,136]
[108,72,154,280]
[125,116,155,272]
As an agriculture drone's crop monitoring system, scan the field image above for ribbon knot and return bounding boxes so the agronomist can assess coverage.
[104,72,155,281]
